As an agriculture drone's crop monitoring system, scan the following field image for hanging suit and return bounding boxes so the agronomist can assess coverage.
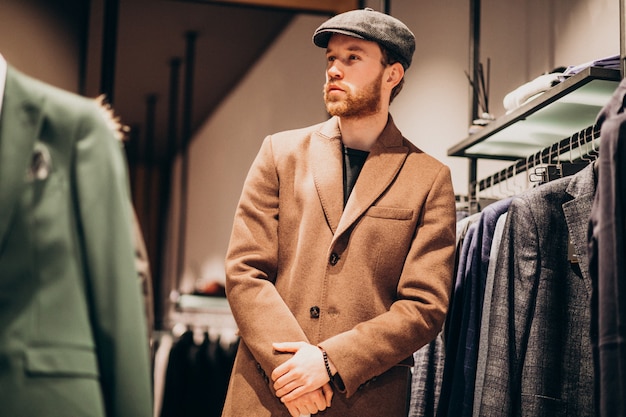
[477,164,596,417]
[0,62,153,417]
[438,197,512,417]
[588,76,626,417]
[473,211,509,417]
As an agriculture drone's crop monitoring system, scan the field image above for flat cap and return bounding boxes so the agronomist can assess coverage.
[313,8,415,70]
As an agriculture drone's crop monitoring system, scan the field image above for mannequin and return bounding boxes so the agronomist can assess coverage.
[0,54,152,417]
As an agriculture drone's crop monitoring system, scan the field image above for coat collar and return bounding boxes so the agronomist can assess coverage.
[0,66,45,251]
[310,115,409,240]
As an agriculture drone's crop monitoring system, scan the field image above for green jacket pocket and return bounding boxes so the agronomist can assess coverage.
[24,345,99,378]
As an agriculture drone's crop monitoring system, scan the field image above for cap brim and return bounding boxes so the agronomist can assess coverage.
[313,29,366,48]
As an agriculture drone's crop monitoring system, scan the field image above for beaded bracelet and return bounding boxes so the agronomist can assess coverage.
[318,346,334,381]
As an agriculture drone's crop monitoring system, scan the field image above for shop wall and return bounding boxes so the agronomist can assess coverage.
[171,14,329,292]
[0,0,89,93]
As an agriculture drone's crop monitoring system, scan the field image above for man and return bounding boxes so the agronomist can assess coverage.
[222,8,456,417]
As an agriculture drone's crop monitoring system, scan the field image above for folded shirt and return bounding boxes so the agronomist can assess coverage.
[503,72,563,114]
[561,53,620,78]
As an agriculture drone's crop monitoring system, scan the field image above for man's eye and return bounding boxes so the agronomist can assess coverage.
[327,56,336,62]
[349,55,360,61]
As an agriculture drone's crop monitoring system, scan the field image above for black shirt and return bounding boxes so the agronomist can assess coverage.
[342,145,369,206]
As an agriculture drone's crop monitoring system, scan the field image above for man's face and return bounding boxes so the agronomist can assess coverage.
[323,34,386,119]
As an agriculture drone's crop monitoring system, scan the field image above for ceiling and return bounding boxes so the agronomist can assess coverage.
[111,0,293,163]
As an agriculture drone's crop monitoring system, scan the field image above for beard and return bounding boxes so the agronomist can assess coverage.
[323,72,383,119]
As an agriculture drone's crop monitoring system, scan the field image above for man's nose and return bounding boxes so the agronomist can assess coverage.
[327,62,343,79]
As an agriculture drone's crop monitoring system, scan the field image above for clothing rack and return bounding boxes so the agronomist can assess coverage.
[165,293,237,338]
[475,123,599,193]
[154,294,238,417]
[461,0,625,211]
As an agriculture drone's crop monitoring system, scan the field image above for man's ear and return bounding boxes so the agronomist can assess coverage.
[386,62,404,88]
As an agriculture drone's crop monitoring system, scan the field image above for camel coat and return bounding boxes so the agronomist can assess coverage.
[223,116,456,416]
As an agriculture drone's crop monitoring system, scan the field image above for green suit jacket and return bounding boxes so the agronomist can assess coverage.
[0,65,153,416]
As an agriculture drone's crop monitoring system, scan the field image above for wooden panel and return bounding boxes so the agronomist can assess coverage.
[197,0,359,14]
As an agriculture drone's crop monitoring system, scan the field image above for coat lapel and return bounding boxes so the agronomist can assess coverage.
[337,118,408,239]
[311,117,344,234]
[0,66,44,250]
[562,163,596,293]
[311,116,408,241]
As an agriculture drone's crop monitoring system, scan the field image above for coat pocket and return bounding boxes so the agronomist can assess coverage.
[364,206,413,220]
[24,345,99,378]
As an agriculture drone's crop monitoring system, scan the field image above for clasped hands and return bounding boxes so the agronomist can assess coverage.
[271,341,334,417]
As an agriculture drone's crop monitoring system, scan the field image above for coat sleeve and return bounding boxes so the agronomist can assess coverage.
[72,100,153,417]
[225,136,309,378]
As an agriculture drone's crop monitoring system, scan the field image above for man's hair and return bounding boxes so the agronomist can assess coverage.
[379,45,405,103]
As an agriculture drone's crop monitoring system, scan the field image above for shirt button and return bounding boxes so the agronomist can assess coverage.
[310,306,320,318]
[329,252,340,266]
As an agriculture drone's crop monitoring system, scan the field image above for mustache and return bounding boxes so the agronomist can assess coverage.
[324,81,348,94]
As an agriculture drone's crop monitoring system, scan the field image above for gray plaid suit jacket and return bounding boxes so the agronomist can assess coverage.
[477,164,595,417]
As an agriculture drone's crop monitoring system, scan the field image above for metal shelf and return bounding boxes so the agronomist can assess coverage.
[447,66,621,160]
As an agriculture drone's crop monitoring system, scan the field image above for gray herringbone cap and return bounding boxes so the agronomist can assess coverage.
[313,8,415,70]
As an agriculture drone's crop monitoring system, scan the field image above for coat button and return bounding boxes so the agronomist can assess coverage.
[310,306,320,318]
[329,252,340,266]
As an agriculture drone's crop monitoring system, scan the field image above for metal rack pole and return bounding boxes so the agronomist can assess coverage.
[621,0,626,78]
[468,0,481,211]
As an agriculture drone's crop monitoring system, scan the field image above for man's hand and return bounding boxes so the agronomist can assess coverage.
[271,341,333,402]
[283,384,333,417]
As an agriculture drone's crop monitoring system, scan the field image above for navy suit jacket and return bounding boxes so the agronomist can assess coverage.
[437,198,512,417]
